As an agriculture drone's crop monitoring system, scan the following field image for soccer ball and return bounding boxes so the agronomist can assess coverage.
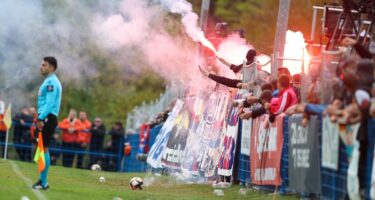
[99,176,105,183]
[129,177,143,190]
[91,164,101,171]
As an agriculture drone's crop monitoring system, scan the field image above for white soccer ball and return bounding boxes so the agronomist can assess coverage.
[99,176,105,183]
[91,164,101,171]
[129,177,143,190]
[20,196,30,200]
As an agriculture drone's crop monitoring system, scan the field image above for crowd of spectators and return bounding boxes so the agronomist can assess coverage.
[198,36,374,195]
[0,105,131,171]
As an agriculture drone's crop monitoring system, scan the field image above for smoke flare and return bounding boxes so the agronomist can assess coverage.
[156,0,217,54]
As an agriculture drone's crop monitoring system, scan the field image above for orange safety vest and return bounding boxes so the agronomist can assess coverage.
[58,118,84,143]
[76,119,92,144]
[0,114,7,132]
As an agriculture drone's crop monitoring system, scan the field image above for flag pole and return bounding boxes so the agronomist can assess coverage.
[3,128,9,160]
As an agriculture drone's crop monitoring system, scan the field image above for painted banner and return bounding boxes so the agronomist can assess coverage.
[347,141,360,200]
[240,119,252,156]
[321,116,339,170]
[198,91,230,177]
[336,122,360,200]
[181,91,229,177]
[161,97,194,169]
[137,123,150,155]
[180,95,206,176]
[337,123,360,160]
[288,114,321,193]
[250,114,284,186]
[218,91,242,176]
[147,100,184,168]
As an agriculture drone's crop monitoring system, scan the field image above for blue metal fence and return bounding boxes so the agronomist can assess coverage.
[366,118,375,199]
[121,124,163,172]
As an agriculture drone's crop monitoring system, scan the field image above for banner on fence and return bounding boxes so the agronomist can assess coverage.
[181,92,229,177]
[180,95,206,176]
[161,98,194,169]
[321,116,339,170]
[288,114,321,193]
[198,92,230,177]
[147,100,184,168]
[240,119,252,156]
[218,92,242,176]
[138,123,150,155]
[250,114,283,185]
[336,122,360,200]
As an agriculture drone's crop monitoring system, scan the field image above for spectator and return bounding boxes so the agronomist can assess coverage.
[49,131,61,165]
[266,74,298,115]
[272,67,292,97]
[29,107,38,144]
[12,107,33,161]
[58,109,83,167]
[89,117,106,167]
[199,64,269,91]
[239,89,274,120]
[216,49,257,73]
[105,121,124,171]
[76,111,91,169]
[292,73,301,103]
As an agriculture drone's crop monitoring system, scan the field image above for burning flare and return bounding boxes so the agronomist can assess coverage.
[282,30,310,75]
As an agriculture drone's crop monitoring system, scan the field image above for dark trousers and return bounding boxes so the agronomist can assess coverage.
[76,144,87,169]
[62,142,77,167]
[14,132,32,162]
[0,133,6,157]
[89,140,103,167]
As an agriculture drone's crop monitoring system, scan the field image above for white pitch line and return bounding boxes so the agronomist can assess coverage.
[9,161,48,200]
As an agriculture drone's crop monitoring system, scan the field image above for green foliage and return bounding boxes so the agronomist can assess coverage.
[60,70,165,126]
[190,0,327,54]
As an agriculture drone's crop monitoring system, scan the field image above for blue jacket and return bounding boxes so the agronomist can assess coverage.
[37,73,62,120]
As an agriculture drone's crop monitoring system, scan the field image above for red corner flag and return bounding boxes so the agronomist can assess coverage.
[33,131,45,172]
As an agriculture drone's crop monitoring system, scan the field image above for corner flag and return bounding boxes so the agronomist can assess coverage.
[3,104,11,129]
[34,131,45,172]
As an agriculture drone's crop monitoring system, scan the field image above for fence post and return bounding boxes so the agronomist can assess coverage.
[3,129,9,159]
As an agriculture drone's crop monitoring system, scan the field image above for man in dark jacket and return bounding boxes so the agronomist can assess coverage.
[106,121,124,171]
[12,107,33,161]
[89,117,106,167]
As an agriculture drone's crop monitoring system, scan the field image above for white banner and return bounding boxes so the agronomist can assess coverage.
[321,116,339,170]
[240,119,252,156]
[147,100,184,168]
[347,142,360,200]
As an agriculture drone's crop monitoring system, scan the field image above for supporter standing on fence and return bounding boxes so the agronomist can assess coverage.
[12,107,33,161]
[58,109,83,168]
[0,99,6,157]
[217,49,257,74]
[89,117,106,167]
[32,56,62,190]
[76,111,91,169]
